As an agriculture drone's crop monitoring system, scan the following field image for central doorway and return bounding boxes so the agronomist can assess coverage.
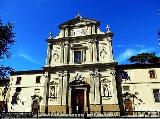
[71,89,84,114]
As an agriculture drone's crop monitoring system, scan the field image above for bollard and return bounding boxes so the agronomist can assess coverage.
[101,105,103,114]
[36,111,38,118]
[84,112,87,119]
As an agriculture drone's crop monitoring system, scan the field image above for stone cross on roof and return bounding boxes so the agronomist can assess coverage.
[75,10,82,18]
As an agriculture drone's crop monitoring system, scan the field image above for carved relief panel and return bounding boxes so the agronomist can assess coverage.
[100,45,107,59]
[53,49,59,62]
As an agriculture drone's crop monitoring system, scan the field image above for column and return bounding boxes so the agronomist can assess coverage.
[92,25,96,34]
[60,42,64,63]
[43,72,50,112]
[62,72,68,105]
[72,50,74,63]
[43,77,48,104]
[90,72,95,104]
[65,28,68,37]
[93,39,97,62]
[68,88,72,113]
[108,37,114,61]
[46,43,52,65]
[83,50,86,62]
[89,40,93,62]
[64,42,69,64]
[95,71,100,104]
[58,73,63,105]
[89,26,92,35]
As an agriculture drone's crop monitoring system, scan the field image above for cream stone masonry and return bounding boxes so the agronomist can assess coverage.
[116,64,160,112]
[8,15,119,113]
[8,70,45,112]
[43,15,119,113]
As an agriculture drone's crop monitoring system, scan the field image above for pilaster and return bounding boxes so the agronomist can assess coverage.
[95,70,101,104]
[64,42,69,64]
[89,40,93,62]
[92,25,96,34]
[72,50,74,63]
[60,42,64,63]
[90,72,95,104]
[58,73,63,105]
[82,50,86,62]
[110,69,118,104]
[46,43,53,65]
[93,39,98,62]
[43,72,51,111]
[65,28,69,37]
[107,37,114,61]
[62,72,68,105]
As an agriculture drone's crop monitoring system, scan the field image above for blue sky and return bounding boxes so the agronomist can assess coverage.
[0,0,160,71]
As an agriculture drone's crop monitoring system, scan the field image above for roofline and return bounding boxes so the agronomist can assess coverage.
[58,17,100,28]
[0,78,10,81]
[116,63,160,69]
[10,70,44,76]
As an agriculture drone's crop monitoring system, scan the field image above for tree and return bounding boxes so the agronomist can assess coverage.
[128,52,160,64]
[0,19,15,79]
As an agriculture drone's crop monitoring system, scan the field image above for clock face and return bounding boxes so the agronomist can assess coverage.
[71,28,85,37]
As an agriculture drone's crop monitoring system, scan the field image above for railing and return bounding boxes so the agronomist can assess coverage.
[0,112,33,118]
[0,111,160,118]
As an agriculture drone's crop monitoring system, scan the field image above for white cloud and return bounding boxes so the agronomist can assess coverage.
[115,47,155,63]
[18,53,43,65]
[117,44,145,48]
[117,45,125,47]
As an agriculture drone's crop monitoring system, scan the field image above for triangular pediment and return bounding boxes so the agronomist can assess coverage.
[58,16,100,28]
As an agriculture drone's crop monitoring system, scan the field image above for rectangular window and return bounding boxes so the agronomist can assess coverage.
[36,76,41,83]
[123,86,130,91]
[74,51,82,64]
[149,70,156,78]
[153,89,160,102]
[16,77,21,85]
[34,89,40,93]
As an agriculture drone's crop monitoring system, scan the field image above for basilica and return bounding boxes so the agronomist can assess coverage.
[7,15,160,114]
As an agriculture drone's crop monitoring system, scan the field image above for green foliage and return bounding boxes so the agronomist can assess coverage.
[0,19,15,79]
[128,52,160,64]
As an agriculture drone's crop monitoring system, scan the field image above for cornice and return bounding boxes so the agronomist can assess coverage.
[46,34,110,43]
[116,63,160,70]
[10,70,43,76]
[43,62,117,71]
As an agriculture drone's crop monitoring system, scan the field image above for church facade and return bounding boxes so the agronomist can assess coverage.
[41,15,119,113]
[8,15,160,114]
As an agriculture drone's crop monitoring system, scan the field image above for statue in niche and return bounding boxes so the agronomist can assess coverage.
[103,84,111,97]
[50,86,55,97]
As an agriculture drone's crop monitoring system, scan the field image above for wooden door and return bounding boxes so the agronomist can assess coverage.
[0,101,5,112]
[124,99,133,115]
[72,90,84,114]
